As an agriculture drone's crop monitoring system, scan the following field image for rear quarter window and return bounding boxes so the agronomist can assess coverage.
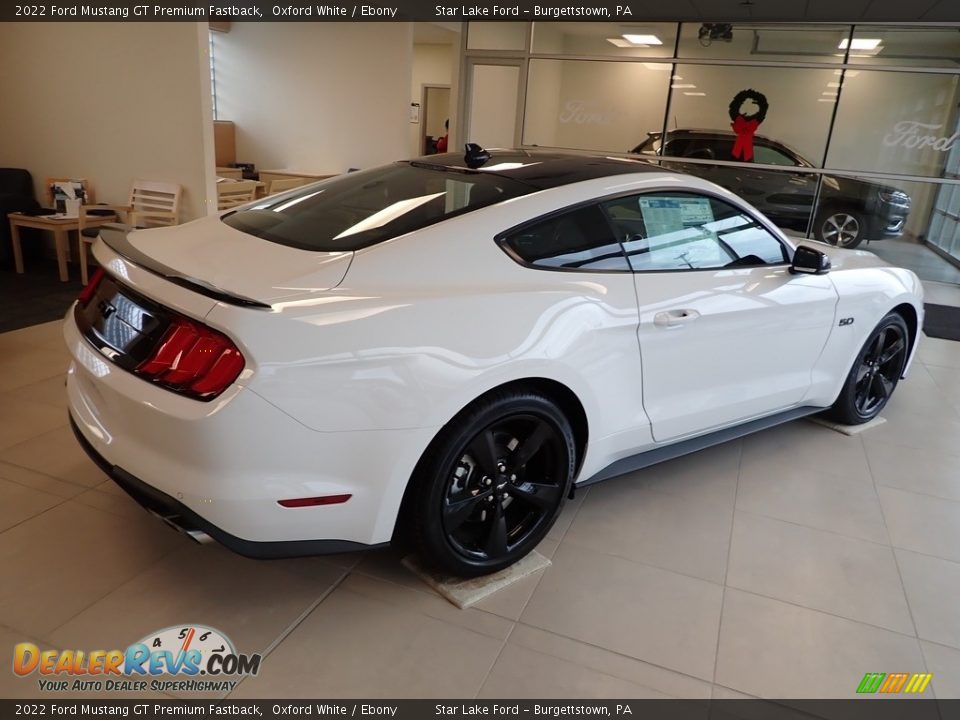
[500,205,630,272]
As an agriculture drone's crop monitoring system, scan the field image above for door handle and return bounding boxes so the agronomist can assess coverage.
[653,309,701,328]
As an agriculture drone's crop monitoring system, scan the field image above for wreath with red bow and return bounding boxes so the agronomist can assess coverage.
[728,89,769,162]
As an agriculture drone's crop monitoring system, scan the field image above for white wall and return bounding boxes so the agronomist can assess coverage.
[214,23,412,173]
[828,70,959,177]
[523,60,670,153]
[0,22,214,220]
[467,65,521,148]
[521,24,563,148]
[410,43,455,156]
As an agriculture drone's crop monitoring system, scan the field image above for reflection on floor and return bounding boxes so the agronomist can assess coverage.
[867,236,960,286]
[2,321,960,700]
[923,280,960,309]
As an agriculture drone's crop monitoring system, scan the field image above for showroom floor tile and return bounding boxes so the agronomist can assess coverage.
[735,457,889,543]
[2,320,960,699]
[477,642,676,699]
[503,624,713,699]
[726,511,913,634]
[714,589,926,699]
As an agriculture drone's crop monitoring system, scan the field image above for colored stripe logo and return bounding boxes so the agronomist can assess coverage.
[856,672,932,694]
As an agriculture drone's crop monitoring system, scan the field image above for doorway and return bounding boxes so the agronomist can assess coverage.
[421,85,451,155]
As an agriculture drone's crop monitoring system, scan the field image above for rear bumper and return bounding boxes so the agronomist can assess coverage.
[65,308,438,553]
[69,416,377,559]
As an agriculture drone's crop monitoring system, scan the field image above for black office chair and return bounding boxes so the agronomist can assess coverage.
[0,168,40,269]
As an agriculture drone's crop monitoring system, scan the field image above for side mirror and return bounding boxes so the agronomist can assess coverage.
[790,245,831,275]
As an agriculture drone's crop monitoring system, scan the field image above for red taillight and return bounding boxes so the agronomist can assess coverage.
[278,494,352,508]
[135,316,245,400]
[77,268,106,307]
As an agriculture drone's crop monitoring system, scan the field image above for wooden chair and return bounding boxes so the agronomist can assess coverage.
[217,180,258,210]
[266,177,311,195]
[77,179,182,284]
[216,166,243,180]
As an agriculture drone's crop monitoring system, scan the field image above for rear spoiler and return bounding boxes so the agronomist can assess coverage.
[98,224,272,310]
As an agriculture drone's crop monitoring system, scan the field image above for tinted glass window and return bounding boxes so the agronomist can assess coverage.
[753,144,799,167]
[663,138,694,157]
[222,163,533,252]
[501,205,629,271]
[702,138,736,160]
[664,137,736,160]
[602,192,788,272]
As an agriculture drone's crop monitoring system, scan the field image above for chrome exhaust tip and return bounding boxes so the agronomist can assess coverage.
[148,509,214,545]
[185,529,214,545]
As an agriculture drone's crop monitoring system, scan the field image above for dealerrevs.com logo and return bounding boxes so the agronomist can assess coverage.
[13,624,262,694]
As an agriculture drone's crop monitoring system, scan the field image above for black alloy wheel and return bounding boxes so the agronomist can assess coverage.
[412,391,575,577]
[830,313,910,424]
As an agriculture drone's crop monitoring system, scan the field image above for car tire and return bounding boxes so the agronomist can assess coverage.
[412,390,575,578]
[815,207,868,249]
[828,312,910,425]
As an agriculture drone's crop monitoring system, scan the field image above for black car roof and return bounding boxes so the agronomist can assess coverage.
[407,149,664,190]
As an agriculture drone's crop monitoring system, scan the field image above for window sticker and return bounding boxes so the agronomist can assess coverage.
[636,197,723,269]
[637,196,715,236]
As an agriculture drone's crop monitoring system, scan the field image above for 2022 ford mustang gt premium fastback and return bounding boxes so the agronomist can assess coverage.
[66,148,924,577]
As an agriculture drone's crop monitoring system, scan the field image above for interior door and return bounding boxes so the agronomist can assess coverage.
[602,191,838,442]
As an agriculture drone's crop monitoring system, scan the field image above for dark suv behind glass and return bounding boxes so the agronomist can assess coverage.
[632,129,911,249]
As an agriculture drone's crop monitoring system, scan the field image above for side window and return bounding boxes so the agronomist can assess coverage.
[706,138,736,160]
[682,140,717,160]
[753,144,799,167]
[500,205,629,271]
[663,138,693,157]
[601,192,788,272]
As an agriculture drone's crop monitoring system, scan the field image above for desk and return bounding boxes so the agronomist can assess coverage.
[9,212,116,282]
[259,169,337,184]
[216,177,268,200]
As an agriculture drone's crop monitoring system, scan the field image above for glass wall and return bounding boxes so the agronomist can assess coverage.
[464,21,960,284]
[523,59,670,152]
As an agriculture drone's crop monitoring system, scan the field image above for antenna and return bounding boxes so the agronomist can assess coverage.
[464,143,491,169]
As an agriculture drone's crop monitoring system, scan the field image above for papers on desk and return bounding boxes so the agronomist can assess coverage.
[52,181,85,217]
[52,181,82,200]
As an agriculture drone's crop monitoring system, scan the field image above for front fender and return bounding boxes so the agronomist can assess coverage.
[804,255,923,407]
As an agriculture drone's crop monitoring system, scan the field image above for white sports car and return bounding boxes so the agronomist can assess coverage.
[66,147,923,577]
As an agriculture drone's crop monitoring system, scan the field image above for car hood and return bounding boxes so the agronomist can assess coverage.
[122,215,353,304]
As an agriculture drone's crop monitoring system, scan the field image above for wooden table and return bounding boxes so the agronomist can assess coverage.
[9,212,116,282]
[258,169,338,184]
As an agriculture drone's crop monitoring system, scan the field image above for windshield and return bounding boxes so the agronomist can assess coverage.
[222,163,534,252]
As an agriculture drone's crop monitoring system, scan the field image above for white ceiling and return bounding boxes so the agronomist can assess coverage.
[413,22,460,45]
